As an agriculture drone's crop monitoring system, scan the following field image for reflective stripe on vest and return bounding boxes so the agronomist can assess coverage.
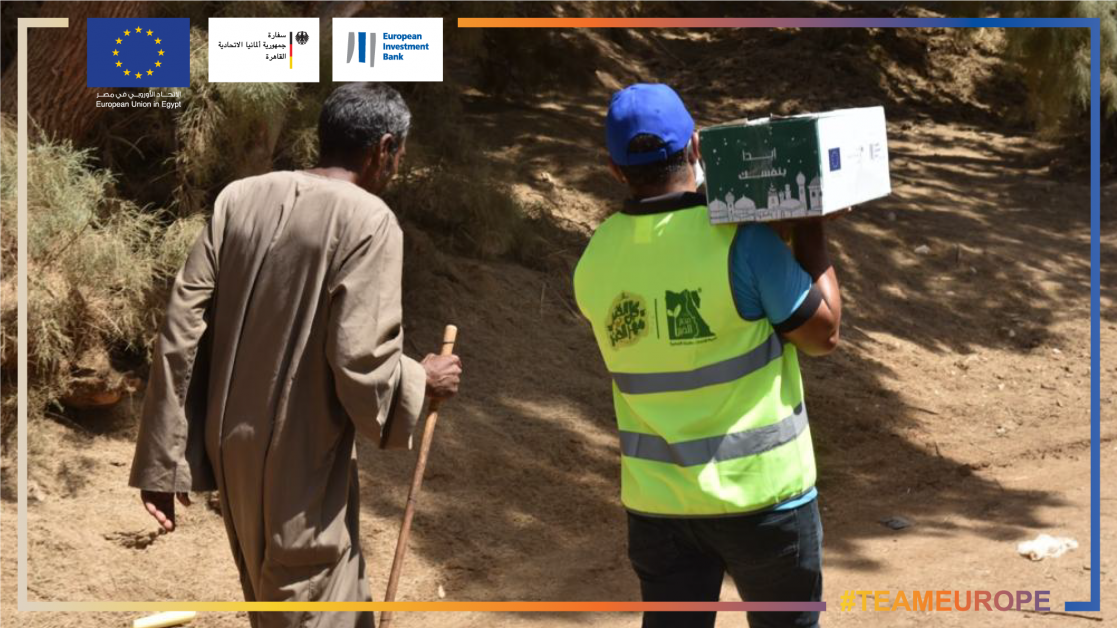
[619,403,808,467]
[611,332,784,395]
[573,202,816,516]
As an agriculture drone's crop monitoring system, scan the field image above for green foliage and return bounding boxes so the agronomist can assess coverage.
[172,26,296,214]
[155,213,207,276]
[958,1,1117,133]
[272,85,326,171]
[0,117,202,440]
[1007,1,1116,131]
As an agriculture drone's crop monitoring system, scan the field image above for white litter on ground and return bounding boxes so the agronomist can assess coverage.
[133,611,197,628]
[1016,534,1078,561]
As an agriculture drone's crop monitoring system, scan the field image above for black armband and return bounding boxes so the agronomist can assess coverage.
[774,284,823,334]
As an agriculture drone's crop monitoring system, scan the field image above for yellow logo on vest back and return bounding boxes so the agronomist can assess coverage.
[605,292,649,349]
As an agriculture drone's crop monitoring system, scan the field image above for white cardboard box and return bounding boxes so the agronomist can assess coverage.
[700,106,891,223]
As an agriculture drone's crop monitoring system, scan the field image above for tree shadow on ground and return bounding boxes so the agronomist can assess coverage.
[357,236,1074,605]
[9,6,1099,617]
[353,27,1090,609]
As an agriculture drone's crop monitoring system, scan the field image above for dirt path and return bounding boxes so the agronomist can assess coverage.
[3,120,1112,628]
[3,23,1114,628]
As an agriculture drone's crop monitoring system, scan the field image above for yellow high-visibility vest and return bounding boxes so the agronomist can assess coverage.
[574,202,816,516]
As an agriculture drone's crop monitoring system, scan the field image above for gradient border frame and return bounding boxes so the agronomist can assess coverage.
[13,14,1102,616]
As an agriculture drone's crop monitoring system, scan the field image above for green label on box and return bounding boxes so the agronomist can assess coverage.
[701,119,823,223]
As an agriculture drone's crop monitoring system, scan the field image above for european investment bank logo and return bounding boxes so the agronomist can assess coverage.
[332,17,441,82]
[347,31,376,67]
[87,18,190,87]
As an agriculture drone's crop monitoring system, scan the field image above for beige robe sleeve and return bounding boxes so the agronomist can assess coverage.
[128,190,229,493]
[326,210,426,450]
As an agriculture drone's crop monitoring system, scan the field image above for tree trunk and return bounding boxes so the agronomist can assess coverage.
[0,1,149,143]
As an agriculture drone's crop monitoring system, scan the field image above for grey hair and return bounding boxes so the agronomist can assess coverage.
[318,83,411,164]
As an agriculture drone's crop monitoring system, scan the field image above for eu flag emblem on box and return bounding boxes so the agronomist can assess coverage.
[86,18,190,87]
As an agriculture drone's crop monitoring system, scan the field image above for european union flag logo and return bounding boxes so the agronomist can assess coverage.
[86,18,190,87]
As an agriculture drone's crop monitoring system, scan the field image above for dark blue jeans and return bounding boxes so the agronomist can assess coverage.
[627,500,823,628]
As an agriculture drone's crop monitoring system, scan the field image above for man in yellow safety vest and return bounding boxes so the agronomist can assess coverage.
[573,83,842,628]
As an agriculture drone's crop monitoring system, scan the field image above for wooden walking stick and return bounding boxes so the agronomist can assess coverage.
[380,324,458,628]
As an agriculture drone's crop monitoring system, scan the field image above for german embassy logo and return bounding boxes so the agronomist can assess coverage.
[606,292,649,349]
[665,289,715,342]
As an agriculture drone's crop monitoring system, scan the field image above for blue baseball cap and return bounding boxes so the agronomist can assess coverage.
[606,83,695,166]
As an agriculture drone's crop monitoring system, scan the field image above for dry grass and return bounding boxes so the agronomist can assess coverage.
[1005,2,1116,130]
[385,162,544,263]
[0,4,558,450]
[172,26,296,214]
[0,117,202,444]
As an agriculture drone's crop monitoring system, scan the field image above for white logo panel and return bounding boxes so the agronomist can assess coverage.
[332,18,442,82]
[208,18,320,82]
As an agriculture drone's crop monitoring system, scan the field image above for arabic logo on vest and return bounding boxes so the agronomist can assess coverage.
[665,289,715,342]
[606,292,649,349]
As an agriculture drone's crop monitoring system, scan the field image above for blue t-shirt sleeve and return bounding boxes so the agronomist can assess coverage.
[729,224,813,326]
